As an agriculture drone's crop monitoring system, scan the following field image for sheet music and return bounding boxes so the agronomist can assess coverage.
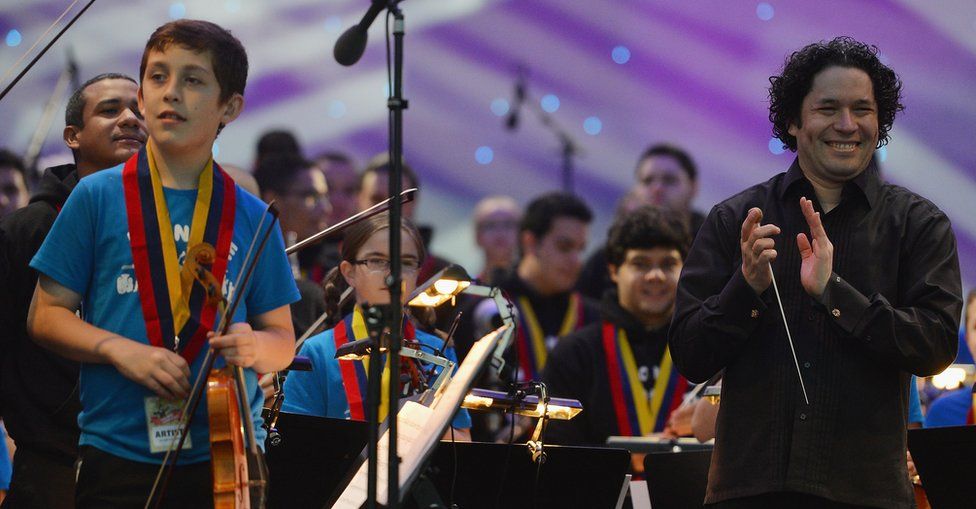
[332,401,432,508]
[334,324,510,506]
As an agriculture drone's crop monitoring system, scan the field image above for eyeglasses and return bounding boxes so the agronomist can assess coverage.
[354,257,421,273]
[284,191,330,209]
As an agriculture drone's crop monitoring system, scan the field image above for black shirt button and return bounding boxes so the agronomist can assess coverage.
[803,362,811,369]
[799,413,807,421]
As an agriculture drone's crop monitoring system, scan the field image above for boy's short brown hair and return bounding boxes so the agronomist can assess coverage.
[139,19,248,104]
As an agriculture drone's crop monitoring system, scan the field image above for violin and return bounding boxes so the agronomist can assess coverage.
[147,204,280,509]
[184,243,259,508]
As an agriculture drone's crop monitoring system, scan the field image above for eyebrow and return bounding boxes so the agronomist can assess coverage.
[814,97,875,106]
[146,61,213,75]
[93,98,122,109]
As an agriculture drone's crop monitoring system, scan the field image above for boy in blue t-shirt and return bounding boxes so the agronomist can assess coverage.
[28,19,299,507]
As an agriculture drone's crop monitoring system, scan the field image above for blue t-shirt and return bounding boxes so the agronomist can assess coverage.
[908,376,923,425]
[282,324,472,430]
[30,166,300,464]
[925,387,971,428]
[0,424,10,490]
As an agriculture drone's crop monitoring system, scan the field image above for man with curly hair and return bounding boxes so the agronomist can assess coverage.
[669,37,961,508]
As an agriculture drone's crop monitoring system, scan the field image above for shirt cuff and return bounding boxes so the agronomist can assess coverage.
[719,269,769,327]
[818,272,871,335]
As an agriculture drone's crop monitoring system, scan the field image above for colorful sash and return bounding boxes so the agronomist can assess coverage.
[515,292,582,381]
[602,322,688,435]
[967,388,975,425]
[123,145,236,363]
[332,307,417,422]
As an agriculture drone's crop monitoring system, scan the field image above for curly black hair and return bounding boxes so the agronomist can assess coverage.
[768,36,904,152]
[605,205,691,266]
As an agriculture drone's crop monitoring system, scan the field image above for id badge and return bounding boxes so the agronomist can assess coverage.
[145,396,191,453]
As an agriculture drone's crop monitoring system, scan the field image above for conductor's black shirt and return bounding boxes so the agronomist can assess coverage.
[668,159,961,508]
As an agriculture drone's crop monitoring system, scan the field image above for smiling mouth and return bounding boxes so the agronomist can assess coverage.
[114,134,146,144]
[826,141,859,152]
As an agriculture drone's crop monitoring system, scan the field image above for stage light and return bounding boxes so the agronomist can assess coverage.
[5,30,22,47]
[169,3,186,20]
[408,265,472,308]
[756,3,774,21]
[491,98,510,117]
[768,137,786,155]
[583,116,602,135]
[612,45,631,64]
[540,94,560,113]
[475,146,494,165]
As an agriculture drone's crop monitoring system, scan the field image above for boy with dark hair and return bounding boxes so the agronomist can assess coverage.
[27,19,299,507]
[0,71,146,508]
[544,206,693,446]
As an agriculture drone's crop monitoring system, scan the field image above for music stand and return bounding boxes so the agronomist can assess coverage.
[264,412,368,508]
[643,449,712,509]
[908,425,976,509]
[411,442,630,509]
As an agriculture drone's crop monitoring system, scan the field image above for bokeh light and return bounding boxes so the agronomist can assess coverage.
[5,30,22,47]
[328,100,347,119]
[875,145,888,163]
[491,98,510,117]
[768,137,786,155]
[583,117,602,135]
[169,3,186,19]
[475,146,494,165]
[541,94,560,113]
[611,46,631,65]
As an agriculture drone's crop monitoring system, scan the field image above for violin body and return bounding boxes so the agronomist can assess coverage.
[208,366,250,509]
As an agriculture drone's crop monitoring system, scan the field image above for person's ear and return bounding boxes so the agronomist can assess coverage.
[63,125,81,151]
[608,264,620,284]
[137,86,147,120]
[340,260,356,288]
[219,93,244,127]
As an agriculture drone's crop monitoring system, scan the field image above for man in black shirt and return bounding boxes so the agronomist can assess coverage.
[0,73,146,508]
[544,206,692,446]
[668,37,961,509]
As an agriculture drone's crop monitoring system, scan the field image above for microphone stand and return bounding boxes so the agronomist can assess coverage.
[384,5,407,507]
[333,1,409,506]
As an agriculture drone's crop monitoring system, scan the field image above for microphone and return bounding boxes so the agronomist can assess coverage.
[504,69,526,131]
[334,0,388,66]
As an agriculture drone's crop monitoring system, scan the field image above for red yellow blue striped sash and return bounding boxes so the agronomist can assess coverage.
[333,307,416,422]
[515,292,582,381]
[602,322,687,435]
[122,145,235,363]
[967,390,975,425]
